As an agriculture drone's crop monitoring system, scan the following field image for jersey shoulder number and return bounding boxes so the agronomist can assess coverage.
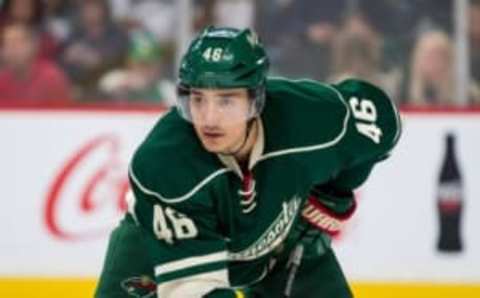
[335,79,401,164]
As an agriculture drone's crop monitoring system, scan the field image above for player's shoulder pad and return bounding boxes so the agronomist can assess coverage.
[129,109,228,204]
[266,77,345,109]
[334,79,402,165]
[263,77,348,151]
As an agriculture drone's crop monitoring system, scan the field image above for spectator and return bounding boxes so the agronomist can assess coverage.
[108,0,174,43]
[255,0,294,46]
[214,0,254,29]
[191,0,254,32]
[193,0,217,33]
[0,0,59,60]
[44,0,74,43]
[407,30,480,106]
[0,22,71,103]
[98,30,174,105]
[255,0,347,80]
[329,22,402,103]
[470,0,480,103]
[61,0,128,100]
[415,0,453,33]
[107,0,176,80]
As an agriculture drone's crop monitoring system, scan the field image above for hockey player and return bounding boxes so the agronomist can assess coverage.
[95,27,401,298]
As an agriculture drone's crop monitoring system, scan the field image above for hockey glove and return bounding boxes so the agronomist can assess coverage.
[301,184,357,236]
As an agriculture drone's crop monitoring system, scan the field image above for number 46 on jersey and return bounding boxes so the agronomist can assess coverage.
[349,97,382,144]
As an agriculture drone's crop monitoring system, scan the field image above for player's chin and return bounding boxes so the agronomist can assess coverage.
[200,139,228,153]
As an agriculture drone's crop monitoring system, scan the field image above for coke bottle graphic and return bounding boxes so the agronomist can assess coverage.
[437,133,463,252]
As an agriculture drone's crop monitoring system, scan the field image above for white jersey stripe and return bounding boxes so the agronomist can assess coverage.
[125,190,140,225]
[154,251,228,277]
[129,165,231,204]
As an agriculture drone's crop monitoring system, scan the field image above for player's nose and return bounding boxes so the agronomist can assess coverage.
[202,101,220,126]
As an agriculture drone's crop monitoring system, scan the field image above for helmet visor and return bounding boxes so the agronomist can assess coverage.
[177,84,264,125]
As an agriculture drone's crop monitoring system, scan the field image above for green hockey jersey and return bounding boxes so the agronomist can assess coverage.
[127,78,401,297]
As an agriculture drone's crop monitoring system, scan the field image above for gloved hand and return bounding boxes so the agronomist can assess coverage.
[301,183,357,236]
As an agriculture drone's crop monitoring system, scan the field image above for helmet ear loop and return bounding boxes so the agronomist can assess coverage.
[247,98,257,120]
[247,86,266,119]
[177,84,193,121]
[183,100,193,121]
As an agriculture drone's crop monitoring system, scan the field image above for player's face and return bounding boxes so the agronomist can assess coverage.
[189,88,251,153]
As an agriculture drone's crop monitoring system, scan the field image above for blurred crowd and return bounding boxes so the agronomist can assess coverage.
[0,0,479,107]
[0,0,176,106]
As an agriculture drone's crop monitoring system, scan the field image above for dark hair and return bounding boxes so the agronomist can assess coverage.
[1,0,45,26]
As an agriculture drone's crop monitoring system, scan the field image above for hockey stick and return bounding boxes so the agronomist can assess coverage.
[283,243,304,298]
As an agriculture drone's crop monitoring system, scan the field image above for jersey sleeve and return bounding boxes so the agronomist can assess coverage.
[264,77,400,188]
[333,79,402,169]
[302,80,401,230]
[127,152,231,297]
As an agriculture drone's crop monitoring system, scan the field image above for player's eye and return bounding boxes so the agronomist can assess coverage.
[219,96,233,107]
[191,96,204,105]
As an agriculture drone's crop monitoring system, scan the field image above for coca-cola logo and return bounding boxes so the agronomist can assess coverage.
[44,134,129,241]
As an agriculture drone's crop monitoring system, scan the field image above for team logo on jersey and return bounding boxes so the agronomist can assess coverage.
[121,275,156,298]
[229,196,302,261]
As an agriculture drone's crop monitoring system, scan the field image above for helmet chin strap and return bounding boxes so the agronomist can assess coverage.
[221,118,256,157]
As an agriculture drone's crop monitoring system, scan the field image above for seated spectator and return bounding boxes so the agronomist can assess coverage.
[191,0,254,30]
[0,0,59,60]
[108,0,174,44]
[328,12,402,104]
[407,30,480,106]
[44,0,74,43]
[0,22,71,103]
[61,0,128,100]
[470,0,480,105]
[107,0,176,79]
[255,0,347,80]
[98,31,174,106]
